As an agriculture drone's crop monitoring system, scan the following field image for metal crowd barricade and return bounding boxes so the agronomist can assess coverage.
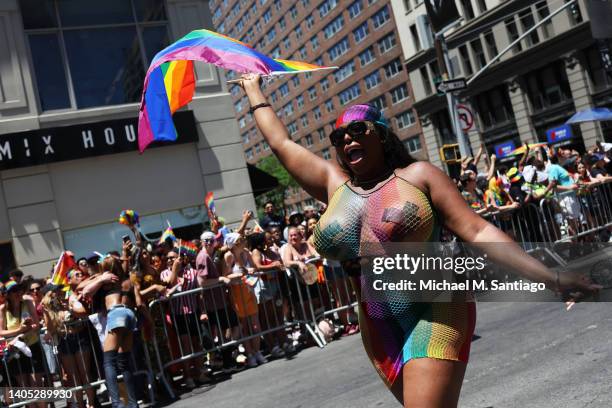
[0,316,155,408]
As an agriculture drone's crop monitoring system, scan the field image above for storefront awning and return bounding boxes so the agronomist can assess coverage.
[247,164,279,196]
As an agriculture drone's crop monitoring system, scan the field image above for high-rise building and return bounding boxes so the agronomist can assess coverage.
[210,0,423,212]
[0,0,255,277]
[390,0,611,175]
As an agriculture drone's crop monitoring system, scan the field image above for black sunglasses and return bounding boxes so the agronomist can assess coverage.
[329,121,372,147]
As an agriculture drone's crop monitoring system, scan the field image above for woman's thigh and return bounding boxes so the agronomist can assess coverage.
[392,358,467,408]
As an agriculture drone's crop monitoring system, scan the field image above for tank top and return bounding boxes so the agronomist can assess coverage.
[6,301,38,345]
[313,173,439,261]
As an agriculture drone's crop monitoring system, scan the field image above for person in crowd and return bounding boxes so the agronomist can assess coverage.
[239,73,597,407]
[460,172,489,215]
[80,256,138,408]
[221,232,266,368]
[248,232,288,358]
[8,269,24,284]
[76,258,89,275]
[197,231,240,374]
[283,211,304,242]
[260,201,285,231]
[0,280,45,405]
[305,215,319,240]
[269,226,286,247]
[544,156,583,237]
[302,205,317,221]
[42,281,97,408]
[587,154,611,181]
[160,251,209,388]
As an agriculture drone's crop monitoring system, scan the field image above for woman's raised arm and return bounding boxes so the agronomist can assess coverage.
[240,74,345,203]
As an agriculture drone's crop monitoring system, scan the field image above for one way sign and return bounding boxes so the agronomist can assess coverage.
[437,78,467,93]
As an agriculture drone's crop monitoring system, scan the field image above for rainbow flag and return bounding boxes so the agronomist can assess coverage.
[509,143,548,156]
[51,252,76,288]
[159,227,176,244]
[179,241,198,257]
[138,29,337,152]
[204,192,216,215]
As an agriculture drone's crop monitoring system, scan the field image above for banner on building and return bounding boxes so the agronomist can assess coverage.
[547,124,573,144]
[494,141,516,159]
[424,0,461,34]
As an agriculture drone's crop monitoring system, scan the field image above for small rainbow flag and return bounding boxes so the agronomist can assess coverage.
[51,252,76,288]
[159,227,176,244]
[138,29,337,152]
[179,241,198,257]
[119,209,139,227]
[205,192,216,215]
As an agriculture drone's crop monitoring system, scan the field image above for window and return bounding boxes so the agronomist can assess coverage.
[299,46,308,59]
[242,132,250,143]
[301,114,309,127]
[315,56,324,66]
[267,27,276,42]
[271,46,281,58]
[239,117,246,128]
[372,5,390,29]
[359,47,375,66]
[525,64,572,112]
[263,8,272,23]
[567,0,583,25]
[404,136,422,153]
[246,148,254,160]
[297,95,304,108]
[274,0,281,10]
[365,71,381,89]
[334,60,356,83]
[458,45,473,75]
[470,39,486,69]
[278,17,286,30]
[284,37,291,50]
[270,90,278,103]
[305,134,313,146]
[263,140,270,150]
[311,35,319,49]
[279,83,290,97]
[339,83,361,105]
[505,17,522,53]
[396,110,415,129]
[353,22,369,43]
[23,0,170,110]
[213,7,222,21]
[313,107,322,120]
[306,15,315,29]
[324,16,344,39]
[476,0,487,13]
[370,95,387,111]
[318,128,326,140]
[325,99,334,112]
[321,78,329,91]
[288,121,298,135]
[328,37,350,61]
[302,0,310,7]
[322,148,331,160]
[290,5,298,19]
[292,76,300,88]
[391,84,409,103]
[420,66,433,95]
[295,26,303,39]
[536,1,553,39]
[378,33,396,54]
[318,0,338,18]
[255,143,261,154]
[234,100,243,112]
[349,0,363,19]
[518,8,539,46]
[460,0,475,20]
[474,85,515,129]
[483,31,498,60]
[384,58,403,78]
[403,0,411,12]
[283,102,294,116]
[409,24,421,51]
[308,86,317,100]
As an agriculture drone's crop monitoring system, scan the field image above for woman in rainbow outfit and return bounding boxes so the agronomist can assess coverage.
[238,74,598,407]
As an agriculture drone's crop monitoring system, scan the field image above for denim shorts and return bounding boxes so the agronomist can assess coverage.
[106,305,136,333]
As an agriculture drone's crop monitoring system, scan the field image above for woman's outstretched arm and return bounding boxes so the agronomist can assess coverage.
[240,74,345,203]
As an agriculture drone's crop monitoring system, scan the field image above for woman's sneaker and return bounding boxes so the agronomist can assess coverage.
[246,354,258,368]
[255,351,268,364]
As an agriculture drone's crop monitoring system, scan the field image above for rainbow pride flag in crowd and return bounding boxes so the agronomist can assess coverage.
[179,241,198,257]
[51,252,76,288]
[138,29,337,152]
[205,192,216,215]
[159,226,176,244]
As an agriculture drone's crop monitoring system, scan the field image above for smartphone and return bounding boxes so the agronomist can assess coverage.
[122,235,131,243]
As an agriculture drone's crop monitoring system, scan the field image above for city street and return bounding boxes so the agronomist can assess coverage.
[171,300,612,408]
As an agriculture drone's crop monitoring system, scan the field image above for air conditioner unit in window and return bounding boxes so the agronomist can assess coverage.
[416,14,435,50]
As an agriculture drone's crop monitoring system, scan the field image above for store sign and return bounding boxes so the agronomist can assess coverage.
[0,111,197,171]
[494,141,516,158]
[546,124,573,144]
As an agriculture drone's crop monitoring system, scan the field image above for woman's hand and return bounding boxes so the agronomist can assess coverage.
[239,73,263,92]
[557,271,602,309]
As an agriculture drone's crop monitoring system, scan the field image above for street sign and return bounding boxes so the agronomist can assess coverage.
[437,78,467,94]
[456,104,474,132]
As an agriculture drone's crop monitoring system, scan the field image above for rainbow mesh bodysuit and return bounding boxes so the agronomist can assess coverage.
[313,173,476,390]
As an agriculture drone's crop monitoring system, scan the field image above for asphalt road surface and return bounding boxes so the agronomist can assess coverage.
[169,300,612,408]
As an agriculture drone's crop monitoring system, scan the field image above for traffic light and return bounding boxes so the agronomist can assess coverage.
[440,144,461,163]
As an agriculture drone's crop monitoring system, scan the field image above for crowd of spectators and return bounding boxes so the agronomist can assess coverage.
[0,201,359,407]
